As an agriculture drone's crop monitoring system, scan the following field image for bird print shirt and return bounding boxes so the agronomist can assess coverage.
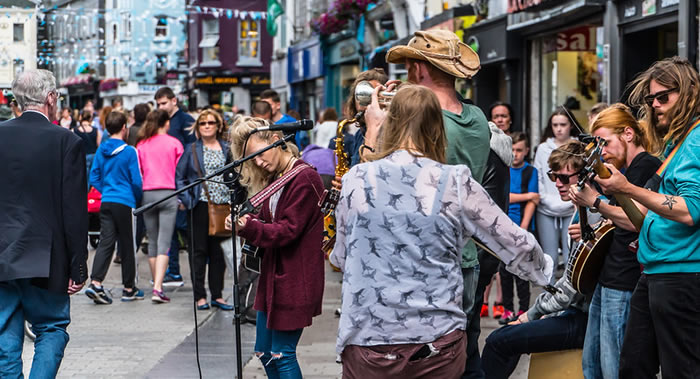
[331,150,552,354]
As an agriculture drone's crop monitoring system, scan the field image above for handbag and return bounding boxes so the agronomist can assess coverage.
[192,143,231,237]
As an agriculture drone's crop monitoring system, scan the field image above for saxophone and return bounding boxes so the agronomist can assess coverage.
[319,117,354,268]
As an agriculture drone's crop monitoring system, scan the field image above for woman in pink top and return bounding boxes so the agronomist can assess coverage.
[136,109,184,303]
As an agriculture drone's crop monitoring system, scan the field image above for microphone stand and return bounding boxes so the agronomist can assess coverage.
[134,133,297,379]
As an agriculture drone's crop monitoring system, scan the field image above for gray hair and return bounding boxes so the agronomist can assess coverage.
[12,69,57,110]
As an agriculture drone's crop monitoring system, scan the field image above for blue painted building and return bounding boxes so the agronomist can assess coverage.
[101,0,187,107]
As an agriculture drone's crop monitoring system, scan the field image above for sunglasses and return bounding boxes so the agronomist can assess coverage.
[547,170,581,185]
[644,88,677,106]
[199,121,219,126]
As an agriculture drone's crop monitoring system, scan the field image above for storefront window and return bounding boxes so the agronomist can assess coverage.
[238,20,261,67]
[539,25,604,130]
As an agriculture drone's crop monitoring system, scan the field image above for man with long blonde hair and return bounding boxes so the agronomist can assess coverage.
[568,103,661,378]
[596,57,700,378]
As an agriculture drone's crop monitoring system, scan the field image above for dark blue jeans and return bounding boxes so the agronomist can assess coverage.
[481,308,587,379]
[0,279,71,378]
[255,311,304,379]
[167,209,189,276]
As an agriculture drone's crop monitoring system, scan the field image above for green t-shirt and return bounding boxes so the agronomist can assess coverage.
[442,103,491,268]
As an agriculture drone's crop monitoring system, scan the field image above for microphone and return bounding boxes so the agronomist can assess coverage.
[252,119,314,133]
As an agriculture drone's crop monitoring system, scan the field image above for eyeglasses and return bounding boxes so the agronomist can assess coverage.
[547,170,581,185]
[644,88,678,106]
[199,121,219,126]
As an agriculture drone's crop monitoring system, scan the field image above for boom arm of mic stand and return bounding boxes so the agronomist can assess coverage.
[133,134,295,216]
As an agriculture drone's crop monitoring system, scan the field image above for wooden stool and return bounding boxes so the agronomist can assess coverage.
[528,349,584,379]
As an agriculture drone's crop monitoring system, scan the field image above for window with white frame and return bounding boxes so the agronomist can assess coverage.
[121,12,131,40]
[112,23,118,44]
[237,19,261,66]
[13,24,24,42]
[155,17,168,38]
[200,19,220,65]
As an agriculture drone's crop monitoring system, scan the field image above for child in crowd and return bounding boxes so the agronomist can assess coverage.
[85,111,143,304]
[499,132,538,323]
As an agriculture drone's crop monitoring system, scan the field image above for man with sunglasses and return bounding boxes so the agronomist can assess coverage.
[595,57,700,378]
[567,104,661,379]
[482,141,591,378]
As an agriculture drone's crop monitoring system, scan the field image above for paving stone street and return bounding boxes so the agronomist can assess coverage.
[20,245,532,378]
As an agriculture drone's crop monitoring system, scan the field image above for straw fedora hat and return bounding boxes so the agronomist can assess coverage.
[386,29,480,79]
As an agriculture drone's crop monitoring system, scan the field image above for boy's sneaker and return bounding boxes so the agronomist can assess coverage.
[121,287,145,302]
[85,283,112,305]
[151,289,170,303]
[480,303,489,318]
[492,303,504,319]
[163,273,184,287]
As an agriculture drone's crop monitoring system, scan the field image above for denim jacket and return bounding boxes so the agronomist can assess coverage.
[175,138,232,210]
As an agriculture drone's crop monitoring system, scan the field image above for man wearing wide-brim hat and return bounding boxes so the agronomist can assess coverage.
[361,29,501,378]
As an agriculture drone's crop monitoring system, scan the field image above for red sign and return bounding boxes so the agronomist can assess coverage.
[543,26,596,53]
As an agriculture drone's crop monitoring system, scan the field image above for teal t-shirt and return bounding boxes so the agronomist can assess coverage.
[442,103,491,268]
[638,127,700,274]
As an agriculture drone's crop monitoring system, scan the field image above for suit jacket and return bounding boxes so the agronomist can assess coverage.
[0,111,89,293]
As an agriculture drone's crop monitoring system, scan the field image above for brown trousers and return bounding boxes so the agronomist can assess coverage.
[341,329,466,379]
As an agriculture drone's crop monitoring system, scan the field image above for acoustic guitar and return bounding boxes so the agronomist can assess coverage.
[565,137,644,294]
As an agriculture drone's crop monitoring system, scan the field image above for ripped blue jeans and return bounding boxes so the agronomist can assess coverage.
[255,311,304,379]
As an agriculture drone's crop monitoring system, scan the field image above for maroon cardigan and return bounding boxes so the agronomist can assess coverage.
[238,160,325,331]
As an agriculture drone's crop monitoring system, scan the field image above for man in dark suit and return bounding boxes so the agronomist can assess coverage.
[0,69,88,377]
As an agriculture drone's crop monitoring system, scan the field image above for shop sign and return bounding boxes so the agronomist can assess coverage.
[624,5,637,17]
[544,26,596,53]
[195,75,270,87]
[508,0,553,13]
[641,0,656,16]
[329,39,360,65]
[661,0,679,8]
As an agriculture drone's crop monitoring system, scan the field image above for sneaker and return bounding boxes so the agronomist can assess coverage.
[480,303,489,318]
[151,289,170,303]
[492,304,504,319]
[499,310,515,325]
[335,308,342,317]
[162,274,184,287]
[121,287,145,302]
[85,283,112,305]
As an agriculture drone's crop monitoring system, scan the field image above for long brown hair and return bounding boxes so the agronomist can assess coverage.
[542,107,581,140]
[626,56,700,156]
[229,116,299,193]
[590,103,648,150]
[136,109,170,144]
[366,84,446,163]
[99,106,112,129]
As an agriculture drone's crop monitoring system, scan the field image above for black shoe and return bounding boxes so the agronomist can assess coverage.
[113,255,122,264]
[85,283,112,304]
[121,287,145,302]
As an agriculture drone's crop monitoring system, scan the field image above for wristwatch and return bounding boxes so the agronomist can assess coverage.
[592,197,602,213]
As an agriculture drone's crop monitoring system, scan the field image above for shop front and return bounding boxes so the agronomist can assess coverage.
[465,15,524,130]
[508,0,606,143]
[288,37,324,119]
[192,73,271,113]
[325,36,361,118]
[615,0,695,100]
[61,74,100,110]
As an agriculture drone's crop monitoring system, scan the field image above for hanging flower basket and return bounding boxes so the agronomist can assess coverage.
[311,0,374,35]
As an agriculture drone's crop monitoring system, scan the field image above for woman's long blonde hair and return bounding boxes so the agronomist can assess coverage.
[230,116,299,193]
[366,84,446,163]
[626,56,700,156]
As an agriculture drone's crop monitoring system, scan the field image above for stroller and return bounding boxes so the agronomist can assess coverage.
[87,187,101,248]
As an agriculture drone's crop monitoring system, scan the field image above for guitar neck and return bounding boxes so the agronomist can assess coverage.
[592,161,644,232]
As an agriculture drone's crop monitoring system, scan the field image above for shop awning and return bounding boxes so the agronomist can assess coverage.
[199,35,219,48]
[60,74,93,87]
[507,0,605,34]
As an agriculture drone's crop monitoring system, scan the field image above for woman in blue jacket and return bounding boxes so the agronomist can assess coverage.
[176,109,233,311]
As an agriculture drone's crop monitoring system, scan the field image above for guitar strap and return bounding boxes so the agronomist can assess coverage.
[237,162,313,216]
